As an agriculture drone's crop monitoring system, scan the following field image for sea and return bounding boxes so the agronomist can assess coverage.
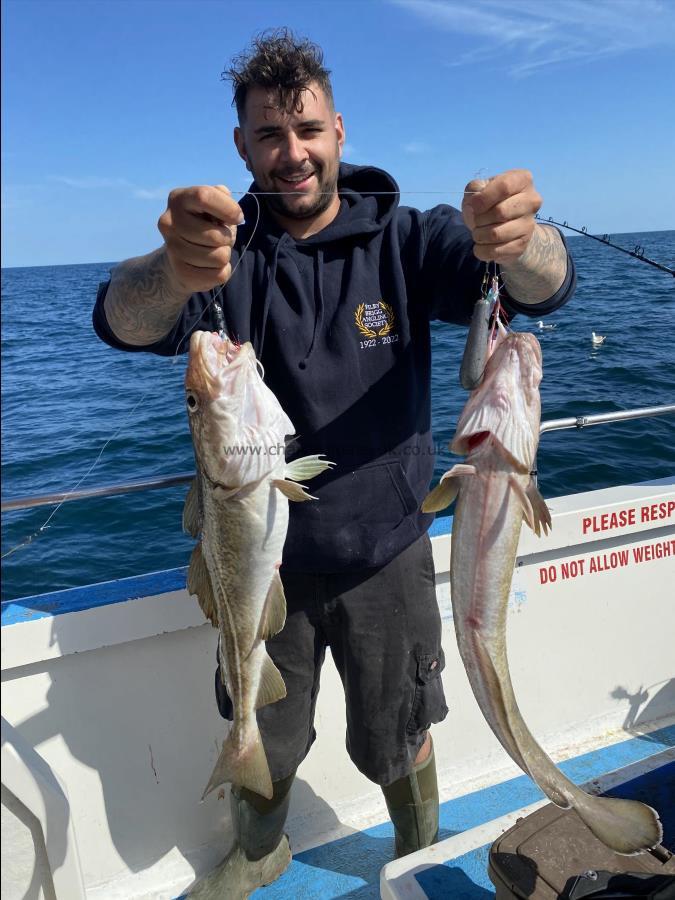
[2,231,674,603]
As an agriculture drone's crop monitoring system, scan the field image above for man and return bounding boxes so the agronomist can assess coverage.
[93,29,575,898]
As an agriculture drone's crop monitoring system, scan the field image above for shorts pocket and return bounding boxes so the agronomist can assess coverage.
[405,649,448,735]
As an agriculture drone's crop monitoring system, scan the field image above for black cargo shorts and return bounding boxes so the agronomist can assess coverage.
[215,531,448,787]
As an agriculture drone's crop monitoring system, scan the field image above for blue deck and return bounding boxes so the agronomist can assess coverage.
[176,724,673,899]
[415,753,674,900]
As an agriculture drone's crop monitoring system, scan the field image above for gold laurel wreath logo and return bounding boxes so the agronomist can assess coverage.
[377,302,395,336]
[354,301,396,339]
[355,303,377,338]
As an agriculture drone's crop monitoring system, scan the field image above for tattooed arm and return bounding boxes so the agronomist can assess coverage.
[103,185,243,345]
[462,170,569,304]
[499,224,567,303]
[103,247,190,346]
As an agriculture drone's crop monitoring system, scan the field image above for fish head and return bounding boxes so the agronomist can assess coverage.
[451,331,543,472]
[185,331,295,488]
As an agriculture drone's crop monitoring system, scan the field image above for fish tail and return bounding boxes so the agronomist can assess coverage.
[570,789,663,855]
[470,635,664,855]
[201,726,273,801]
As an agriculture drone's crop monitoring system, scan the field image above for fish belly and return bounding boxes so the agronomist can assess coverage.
[200,471,289,799]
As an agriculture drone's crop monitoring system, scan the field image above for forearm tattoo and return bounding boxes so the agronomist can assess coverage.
[500,225,568,304]
[104,248,190,345]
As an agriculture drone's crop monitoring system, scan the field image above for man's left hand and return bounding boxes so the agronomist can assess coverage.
[461,170,542,264]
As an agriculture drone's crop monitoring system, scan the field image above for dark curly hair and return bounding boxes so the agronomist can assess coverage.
[223,28,334,121]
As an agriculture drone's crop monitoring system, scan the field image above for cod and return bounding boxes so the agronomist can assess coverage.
[424,327,663,856]
[184,331,332,801]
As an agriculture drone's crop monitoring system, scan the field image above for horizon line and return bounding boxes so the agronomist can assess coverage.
[2,227,674,270]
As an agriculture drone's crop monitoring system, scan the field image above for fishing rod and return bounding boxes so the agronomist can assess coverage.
[537,214,675,277]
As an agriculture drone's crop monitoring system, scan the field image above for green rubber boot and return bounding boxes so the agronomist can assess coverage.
[187,773,294,899]
[382,738,439,858]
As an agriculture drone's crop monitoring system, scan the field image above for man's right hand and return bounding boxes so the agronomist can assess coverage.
[158,185,245,293]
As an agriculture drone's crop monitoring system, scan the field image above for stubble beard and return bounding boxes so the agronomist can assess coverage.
[256,158,340,222]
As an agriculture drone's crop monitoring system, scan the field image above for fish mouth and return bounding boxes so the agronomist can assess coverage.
[451,331,543,467]
[186,331,255,399]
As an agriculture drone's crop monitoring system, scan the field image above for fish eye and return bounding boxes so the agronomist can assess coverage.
[186,392,199,412]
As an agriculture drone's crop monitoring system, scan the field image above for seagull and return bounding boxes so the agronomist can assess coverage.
[537,320,556,330]
[591,332,606,346]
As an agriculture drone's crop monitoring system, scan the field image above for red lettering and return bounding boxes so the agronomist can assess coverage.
[539,565,557,584]
[608,551,628,569]
[620,508,636,527]
[632,539,675,564]
[640,503,671,523]
[561,559,585,579]
[583,507,637,534]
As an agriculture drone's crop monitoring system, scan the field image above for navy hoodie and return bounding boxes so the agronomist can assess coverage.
[93,163,576,572]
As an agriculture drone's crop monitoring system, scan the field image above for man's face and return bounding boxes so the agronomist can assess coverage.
[234,83,345,222]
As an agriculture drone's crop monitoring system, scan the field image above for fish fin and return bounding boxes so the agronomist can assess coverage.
[422,480,459,513]
[509,474,535,532]
[201,727,273,801]
[256,652,287,708]
[568,791,663,856]
[526,479,552,536]
[272,479,316,502]
[213,484,240,500]
[284,454,335,482]
[182,478,201,537]
[421,464,476,513]
[187,543,218,627]
[259,570,287,640]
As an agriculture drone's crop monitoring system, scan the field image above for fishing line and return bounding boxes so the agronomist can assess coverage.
[231,190,484,195]
[1,391,149,558]
[172,191,262,357]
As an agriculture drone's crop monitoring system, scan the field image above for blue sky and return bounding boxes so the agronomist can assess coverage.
[3,0,674,267]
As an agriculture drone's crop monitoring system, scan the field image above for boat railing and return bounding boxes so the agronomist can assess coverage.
[2,404,674,514]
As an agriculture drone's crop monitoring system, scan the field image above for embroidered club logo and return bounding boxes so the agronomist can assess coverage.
[354,301,396,345]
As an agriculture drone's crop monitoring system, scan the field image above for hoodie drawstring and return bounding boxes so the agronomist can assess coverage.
[257,239,326,370]
[299,248,325,370]
[256,235,286,360]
